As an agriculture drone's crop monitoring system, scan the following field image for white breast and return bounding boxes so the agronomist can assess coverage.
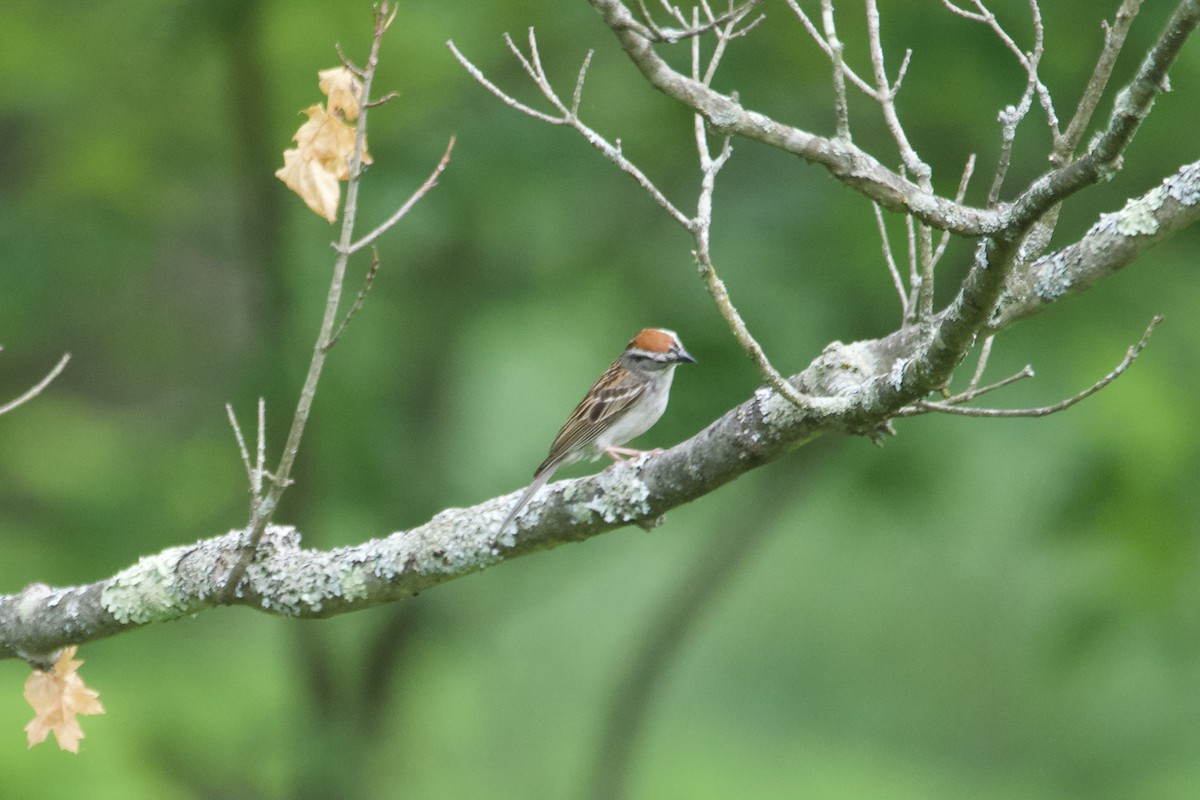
[590,366,676,454]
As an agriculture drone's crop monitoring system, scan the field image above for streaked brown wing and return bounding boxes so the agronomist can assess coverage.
[535,359,646,475]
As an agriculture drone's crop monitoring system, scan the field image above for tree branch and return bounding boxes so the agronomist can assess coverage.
[991,160,1200,330]
[585,0,1007,235]
[4,0,1199,668]
[8,162,1194,659]
[905,316,1160,417]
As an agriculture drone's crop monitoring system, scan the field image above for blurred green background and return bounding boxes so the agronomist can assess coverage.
[1,1,1199,797]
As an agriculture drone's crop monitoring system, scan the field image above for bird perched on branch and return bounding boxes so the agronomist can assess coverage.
[500,328,696,534]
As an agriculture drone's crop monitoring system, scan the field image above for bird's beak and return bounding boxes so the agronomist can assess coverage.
[677,348,697,364]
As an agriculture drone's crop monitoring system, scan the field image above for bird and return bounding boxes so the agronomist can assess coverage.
[499,328,696,534]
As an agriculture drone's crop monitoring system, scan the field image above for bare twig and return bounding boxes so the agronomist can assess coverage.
[571,49,593,116]
[226,397,273,534]
[943,0,1058,136]
[872,203,908,318]
[0,353,70,417]
[966,334,996,394]
[636,0,762,43]
[364,91,401,109]
[1056,0,1144,163]
[254,398,267,498]
[697,5,763,85]
[943,0,1059,203]
[865,0,936,320]
[686,14,818,410]
[225,403,254,484]
[820,0,851,140]
[335,42,366,78]
[904,316,1161,417]
[916,220,935,320]
[326,247,381,351]
[346,137,456,255]
[932,154,977,266]
[447,38,562,124]
[448,35,689,225]
[785,0,878,98]
[902,200,921,321]
[225,2,435,597]
[865,1,927,180]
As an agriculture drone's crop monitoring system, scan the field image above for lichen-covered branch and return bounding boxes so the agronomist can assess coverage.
[991,160,1200,329]
[3,0,1199,667]
[3,160,1197,662]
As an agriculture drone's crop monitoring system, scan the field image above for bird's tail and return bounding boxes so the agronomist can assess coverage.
[499,466,557,535]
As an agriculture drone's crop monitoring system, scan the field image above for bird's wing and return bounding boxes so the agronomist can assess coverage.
[535,359,646,475]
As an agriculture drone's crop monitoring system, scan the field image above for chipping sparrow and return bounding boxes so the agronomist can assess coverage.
[500,328,696,533]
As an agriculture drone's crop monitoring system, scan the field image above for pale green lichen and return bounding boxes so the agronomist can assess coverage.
[243,527,407,616]
[1115,186,1165,236]
[565,465,652,524]
[337,566,370,604]
[101,549,192,624]
[363,508,507,593]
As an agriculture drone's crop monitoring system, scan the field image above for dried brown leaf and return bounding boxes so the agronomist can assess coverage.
[318,66,365,121]
[24,646,105,753]
[275,148,341,223]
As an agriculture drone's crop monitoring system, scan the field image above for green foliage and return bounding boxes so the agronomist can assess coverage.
[1,0,1198,797]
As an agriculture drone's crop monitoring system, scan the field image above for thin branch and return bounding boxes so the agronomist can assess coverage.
[903,206,919,321]
[932,153,976,266]
[334,42,366,78]
[785,0,878,98]
[890,48,913,95]
[0,353,70,417]
[820,0,852,141]
[446,39,562,123]
[255,398,267,496]
[966,334,996,394]
[916,219,935,320]
[326,247,381,351]
[943,0,1059,136]
[448,35,690,225]
[1056,0,1144,163]
[346,137,456,255]
[225,397,273,537]
[906,316,1161,417]
[698,4,763,86]
[865,0,936,319]
[571,49,593,116]
[636,0,762,43]
[871,202,908,318]
[865,0,929,182]
[943,0,1058,202]
[225,403,254,485]
[587,0,1012,236]
[363,91,401,109]
[685,6,819,410]
[226,2,413,597]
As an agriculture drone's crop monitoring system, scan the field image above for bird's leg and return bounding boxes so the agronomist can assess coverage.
[603,446,664,466]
